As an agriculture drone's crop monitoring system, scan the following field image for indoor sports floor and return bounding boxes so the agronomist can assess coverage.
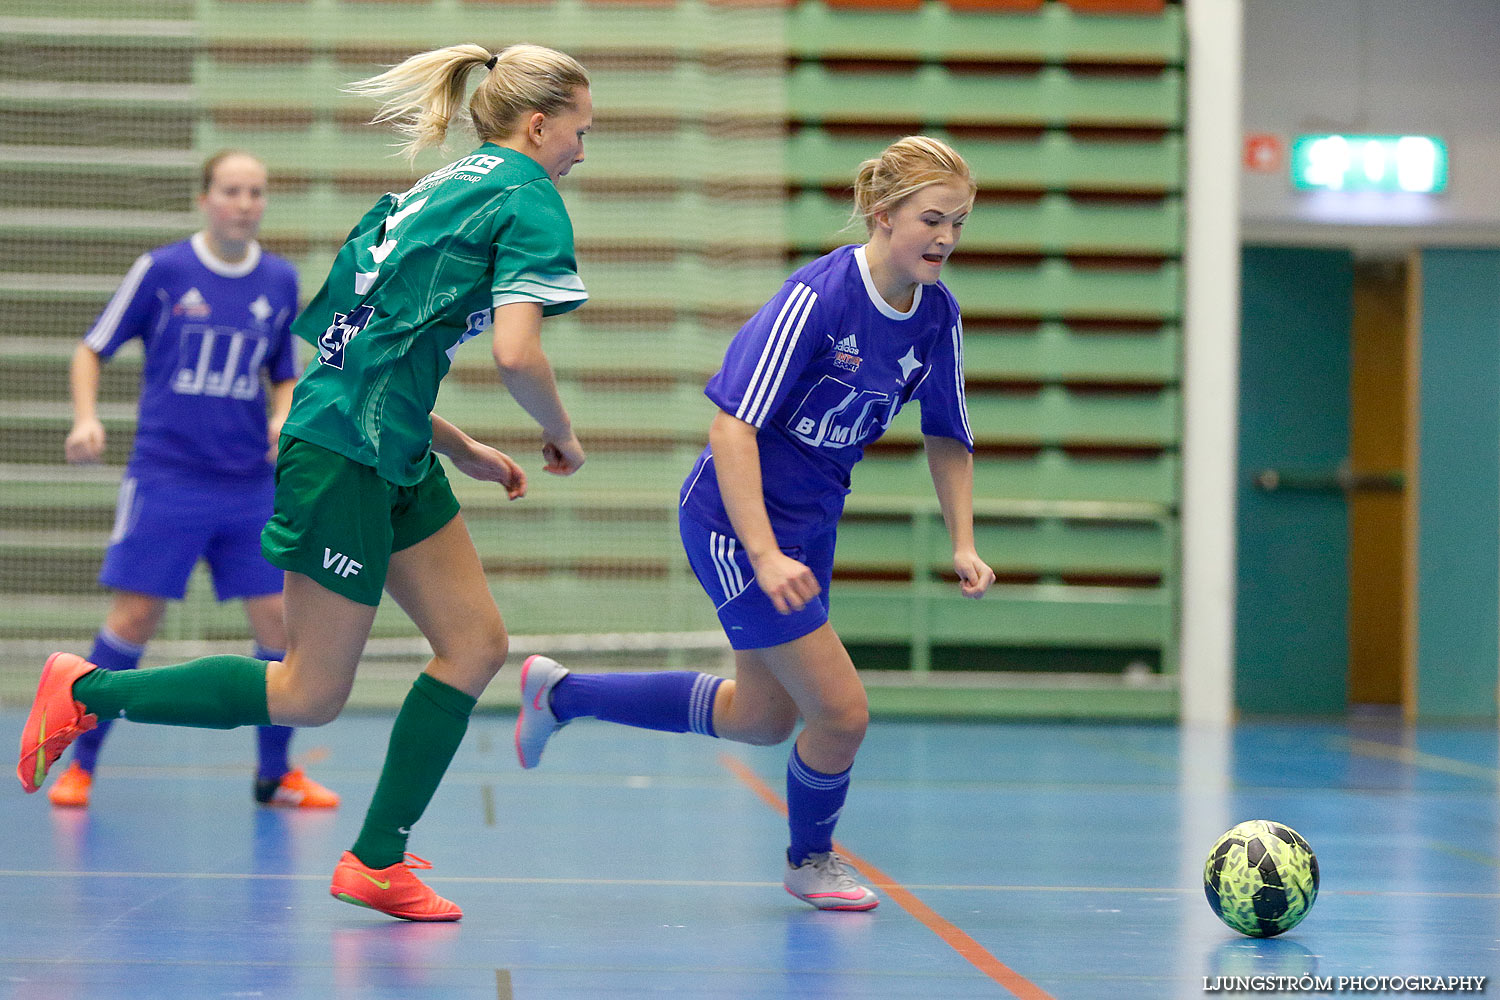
[1,708,1496,998]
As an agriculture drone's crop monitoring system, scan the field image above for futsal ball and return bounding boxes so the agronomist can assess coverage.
[1203,820,1319,937]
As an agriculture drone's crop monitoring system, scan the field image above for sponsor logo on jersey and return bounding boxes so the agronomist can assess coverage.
[896,346,923,382]
[445,309,490,362]
[318,304,374,371]
[248,294,273,326]
[401,153,507,199]
[833,332,861,373]
[173,287,211,318]
[788,376,894,449]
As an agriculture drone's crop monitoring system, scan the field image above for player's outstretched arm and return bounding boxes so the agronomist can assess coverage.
[266,377,296,461]
[924,433,995,599]
[490,302,584,475]
[431,414,527,500]
[64,343,106,464]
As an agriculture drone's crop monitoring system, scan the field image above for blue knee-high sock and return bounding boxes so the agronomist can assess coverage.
[252,645,292,781]
[786,742,852,866]
[549,671,724,736]
[71,629,145,773]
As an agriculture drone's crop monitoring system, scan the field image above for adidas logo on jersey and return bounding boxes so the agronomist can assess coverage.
[833,332,862,373]
[173,287,211,318]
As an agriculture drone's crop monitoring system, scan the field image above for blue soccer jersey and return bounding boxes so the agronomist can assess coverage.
[680,244,973,541]
[83,234,300,479]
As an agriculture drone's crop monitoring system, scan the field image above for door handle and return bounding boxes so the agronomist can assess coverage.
[1253,465,1404,494]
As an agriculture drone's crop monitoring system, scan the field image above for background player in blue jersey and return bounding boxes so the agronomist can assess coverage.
[515,135,997,910]
[46,151,338,812]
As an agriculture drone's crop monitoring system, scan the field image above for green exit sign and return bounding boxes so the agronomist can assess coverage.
[1291,135,1448,193]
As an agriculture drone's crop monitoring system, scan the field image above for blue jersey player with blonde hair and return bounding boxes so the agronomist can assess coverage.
[47,150,338,812]
[515,135,996,910]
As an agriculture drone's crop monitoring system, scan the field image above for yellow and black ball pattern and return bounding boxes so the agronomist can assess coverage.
[1204,820,1319,937]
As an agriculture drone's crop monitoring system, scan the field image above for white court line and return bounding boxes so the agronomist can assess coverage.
[2,870,1497,899]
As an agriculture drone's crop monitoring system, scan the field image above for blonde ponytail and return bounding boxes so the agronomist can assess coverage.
[347,43,589,162]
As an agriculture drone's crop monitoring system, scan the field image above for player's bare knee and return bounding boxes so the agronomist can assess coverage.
[746,712,798,746]
[105,604,164,645]
[453,623,509,687]
[812,699,869,750]
[478,622,510,678]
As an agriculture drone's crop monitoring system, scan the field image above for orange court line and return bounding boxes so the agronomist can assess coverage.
[717,752,1057,1000]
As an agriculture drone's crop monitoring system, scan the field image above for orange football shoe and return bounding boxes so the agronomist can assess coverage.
[18,652,99,794]
[46,761,92,808]
[256,768,340,809]
[330,851,462,921]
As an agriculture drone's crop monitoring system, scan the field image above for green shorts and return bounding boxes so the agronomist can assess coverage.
[261,437,461,606]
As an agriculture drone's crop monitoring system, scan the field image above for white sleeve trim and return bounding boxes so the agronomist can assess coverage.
[84,253,154,352]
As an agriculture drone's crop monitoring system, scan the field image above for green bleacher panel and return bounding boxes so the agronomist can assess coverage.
[0,233,169,277]
[0,354,139,403]
[433,375,717,442]
[462,505,679,566]
[194,121,787,189]
[0,470,123,513]
[0,106,194,150]
[852,447,1177,504]
[788,63,1181,129]
[0,292,115,341]
[788,189,1181,256]
[5,0,191,15]
[832,582,1170,645]
[876,383,1179,447]
[446,445,708,509]
[933,258,1179,320]
[442,315,730,379]
[959,322,1178,383]
[785,128,1181,193]
[835,509,1169,576]
[788,0,1181,63]
[258,184,788,253]
[195,0,787,57]
[194,58,769,122]
[0,161,197,213]
[0,39,193,87]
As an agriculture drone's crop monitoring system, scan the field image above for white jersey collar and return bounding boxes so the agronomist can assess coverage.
[191,231,261,278]
[855,244,921,320]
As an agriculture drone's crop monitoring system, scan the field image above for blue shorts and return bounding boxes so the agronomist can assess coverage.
[679,509,835,651]
[99,467,282,601]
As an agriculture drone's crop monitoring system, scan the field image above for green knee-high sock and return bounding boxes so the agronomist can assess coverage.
[71,654,271,729]
[351,672,477,870]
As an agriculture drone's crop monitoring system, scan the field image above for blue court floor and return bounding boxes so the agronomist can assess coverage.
[1,708,1497,999]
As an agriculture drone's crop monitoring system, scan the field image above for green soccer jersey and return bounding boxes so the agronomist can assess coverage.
[285,143,586,485]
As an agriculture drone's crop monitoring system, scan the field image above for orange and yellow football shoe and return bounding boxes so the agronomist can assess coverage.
[18,653,99,794]
[330,851,462,921]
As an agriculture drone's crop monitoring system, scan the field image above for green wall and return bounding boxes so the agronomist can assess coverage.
[1415,249,1500,719]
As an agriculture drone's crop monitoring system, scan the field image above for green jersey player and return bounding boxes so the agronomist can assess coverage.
[20,42,594,922]
[280,143,585,487]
